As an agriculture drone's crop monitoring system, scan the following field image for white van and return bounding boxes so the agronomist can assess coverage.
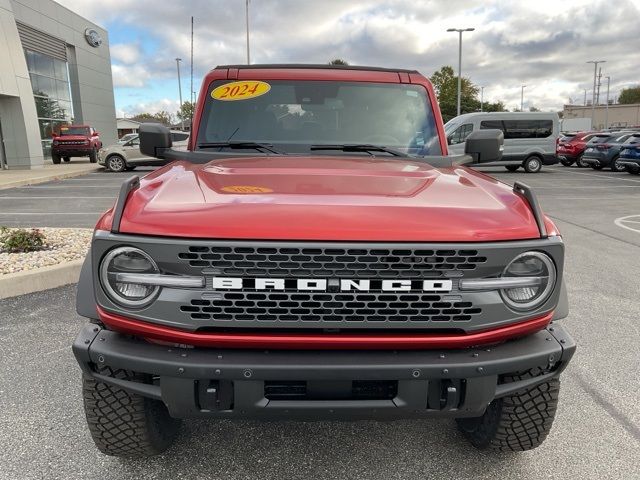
[445,112,559,173]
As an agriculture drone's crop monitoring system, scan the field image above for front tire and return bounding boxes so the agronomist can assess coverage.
[107,155,127,172]
[456,368,560,451]
[52,153,61,164]
[63,157,71,163]
[523,156,542,173]
[82,367,181,457]
[505,165,519,172]
[610,156,626,172]
[89,148,98,163]
[576,154,589,168]
[628,166,640,175]
[560,157,574,167]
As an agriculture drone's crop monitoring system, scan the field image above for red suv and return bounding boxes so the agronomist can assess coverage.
[51,125,102,164]
[557,131,599,167]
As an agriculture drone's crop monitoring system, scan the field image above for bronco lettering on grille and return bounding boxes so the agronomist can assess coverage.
[210,277,453,292]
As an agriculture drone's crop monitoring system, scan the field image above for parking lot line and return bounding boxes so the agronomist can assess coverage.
[551,168,640,183]
[0,212,101,215]
[0,196,115,199]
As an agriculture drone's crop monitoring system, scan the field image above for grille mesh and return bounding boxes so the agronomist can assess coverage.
[180,292,482,324]
[178,246,487,278]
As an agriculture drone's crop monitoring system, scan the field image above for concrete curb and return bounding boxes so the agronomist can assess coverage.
[0,165,101,190]
[0,258,83,299]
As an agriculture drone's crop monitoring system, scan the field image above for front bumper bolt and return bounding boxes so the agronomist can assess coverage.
[84,339,90,344]
[243,369,253,378]
[472,353,479,358]
[215,369,221,375]
[442,369,449,375]
[97,355,104,363]
[439,354,446,359]
[412,369,421,378]
[477,367,484,373]
[178,367,185,374]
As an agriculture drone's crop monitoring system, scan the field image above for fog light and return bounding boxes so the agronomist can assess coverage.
[100,247,159,307]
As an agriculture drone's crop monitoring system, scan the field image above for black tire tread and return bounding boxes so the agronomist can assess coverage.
[82,367,180,457]
[457,367,560,452]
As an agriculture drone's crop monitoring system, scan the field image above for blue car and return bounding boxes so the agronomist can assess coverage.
[619,133,640,175]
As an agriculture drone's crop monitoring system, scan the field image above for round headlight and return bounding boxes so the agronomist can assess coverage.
[500,251,556,311]
[100,247,159,307]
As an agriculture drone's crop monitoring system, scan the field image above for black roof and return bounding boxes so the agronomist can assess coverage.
[215,64,419,74]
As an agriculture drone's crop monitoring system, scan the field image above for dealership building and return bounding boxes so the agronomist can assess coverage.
[0,0,117,169]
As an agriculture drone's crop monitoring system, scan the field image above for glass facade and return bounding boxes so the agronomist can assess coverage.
[24,49,73,157]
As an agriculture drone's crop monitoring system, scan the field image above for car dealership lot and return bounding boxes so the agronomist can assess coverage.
[0,165,639,479]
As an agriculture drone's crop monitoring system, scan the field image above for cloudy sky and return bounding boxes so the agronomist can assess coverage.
[57,0,640,118]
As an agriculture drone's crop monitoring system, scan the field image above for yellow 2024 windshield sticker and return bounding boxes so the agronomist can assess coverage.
[211,81,271,101]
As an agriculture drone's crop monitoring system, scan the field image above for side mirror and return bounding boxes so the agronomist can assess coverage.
[464,129,503,163]
[92,131,100,137]
[140,123,172,158]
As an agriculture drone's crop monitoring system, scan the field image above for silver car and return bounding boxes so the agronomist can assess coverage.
[98,131,189,172]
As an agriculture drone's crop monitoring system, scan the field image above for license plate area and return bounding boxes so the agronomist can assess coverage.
[264,380,399,401]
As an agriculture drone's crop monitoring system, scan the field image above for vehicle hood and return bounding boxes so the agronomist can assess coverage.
[100,143,125,154]
[115,156,544,242]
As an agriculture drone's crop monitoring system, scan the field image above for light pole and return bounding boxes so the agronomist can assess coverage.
[587,60,605,128]
[605,76,610,129]
[447,27,475,117]
[480,86,485,112]
[521,85,526,111]
[175,57,184,130]
[245,0,251,64]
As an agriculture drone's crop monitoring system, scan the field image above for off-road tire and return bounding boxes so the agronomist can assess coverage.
[89,148,98,163]
[63,156,71,162]
[456,368,560,452]
[106,154,127,172]
[505,165,519,172]
[628,166,640,175]
[52,153,61,164]
[610,156,625,172]
[560,158,574,167]
[82,367,181,457]
[523,156,542,173]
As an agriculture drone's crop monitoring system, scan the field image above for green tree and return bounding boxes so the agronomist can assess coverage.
[482,101,506,113]
[176,101,195,122]
[618,86,640,104]
[529,105,541,112]
[130,111,173,126]
[329,58,349,65]
[430,66,479,121]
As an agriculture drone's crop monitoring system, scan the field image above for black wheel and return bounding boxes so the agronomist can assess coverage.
[126,166,137,171]
[107,155,127,172]
[89,148,98,163]
[610,156,626,172]
[456,368,560,452]
[523,156,542,173]
[628,166,640,175]
[52,153,61,164]
[575,154,589,168]
[505,166,519,172]
[82,367,181,457]
[560,158,574,167]
[63,157,71,162]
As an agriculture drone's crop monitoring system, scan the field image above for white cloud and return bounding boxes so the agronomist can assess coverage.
[110,43,141,64]
[58,0,640,112]
[117,98,181,118]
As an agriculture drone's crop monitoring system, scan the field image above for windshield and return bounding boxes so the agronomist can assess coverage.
[196,80,442,156]
[118,134,137,143]
[60,126,90,136]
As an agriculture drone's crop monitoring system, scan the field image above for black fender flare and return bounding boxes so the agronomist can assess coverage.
[76,249,99,319]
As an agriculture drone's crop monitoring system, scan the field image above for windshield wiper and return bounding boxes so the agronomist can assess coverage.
[197,141,284,155]
[309,144,408,157]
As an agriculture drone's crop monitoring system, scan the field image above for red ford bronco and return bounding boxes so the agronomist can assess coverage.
[52,124,101,164]
[73,64,574,457]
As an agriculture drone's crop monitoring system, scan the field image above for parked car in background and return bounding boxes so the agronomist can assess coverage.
[98,131,189,172]
[445,112,559,173]
[618,133,640,175]
[117,133,138,144]
[582,132,637,171]
[556,131,600,167]
[51,125,102,164]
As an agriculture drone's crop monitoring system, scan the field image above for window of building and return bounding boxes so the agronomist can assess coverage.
[24,49,73,157]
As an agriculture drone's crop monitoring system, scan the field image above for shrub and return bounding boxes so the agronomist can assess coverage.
[0,228,46,253]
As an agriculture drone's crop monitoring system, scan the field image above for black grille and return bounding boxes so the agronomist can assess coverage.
[178,246,486,278]
[180,292,481,324]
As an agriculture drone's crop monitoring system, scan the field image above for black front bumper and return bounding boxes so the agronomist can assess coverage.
[73,323,575,420]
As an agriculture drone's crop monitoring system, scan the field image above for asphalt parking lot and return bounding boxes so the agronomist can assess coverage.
[1,165,639,479]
